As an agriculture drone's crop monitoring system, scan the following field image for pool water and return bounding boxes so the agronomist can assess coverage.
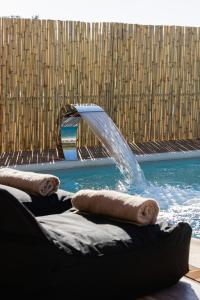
[50,158,200,239]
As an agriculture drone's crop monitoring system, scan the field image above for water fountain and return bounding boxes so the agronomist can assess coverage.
[59,104,200,238]
[59,103,145,188]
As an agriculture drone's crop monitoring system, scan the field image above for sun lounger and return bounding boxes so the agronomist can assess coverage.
[0,184,192,298]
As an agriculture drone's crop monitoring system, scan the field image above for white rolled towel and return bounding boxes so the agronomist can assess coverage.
[72,189,160,225]
[0,167,60,196]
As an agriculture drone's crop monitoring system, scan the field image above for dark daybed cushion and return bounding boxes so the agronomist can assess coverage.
[0,184,73,216]
[0,186,192,298]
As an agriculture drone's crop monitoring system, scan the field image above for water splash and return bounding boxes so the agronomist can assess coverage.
[52,161,200,238]
[126,181,200,239]
[80,111,146,189]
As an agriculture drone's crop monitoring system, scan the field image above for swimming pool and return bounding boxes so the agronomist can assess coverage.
[50,158,200,239]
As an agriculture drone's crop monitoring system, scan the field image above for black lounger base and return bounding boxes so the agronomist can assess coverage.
[0,185,192,298]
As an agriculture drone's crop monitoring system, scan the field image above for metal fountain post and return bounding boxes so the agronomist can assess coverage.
[60,104,104,160]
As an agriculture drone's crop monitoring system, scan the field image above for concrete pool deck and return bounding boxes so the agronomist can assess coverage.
[190,239,200,269]
[139,276,200,299]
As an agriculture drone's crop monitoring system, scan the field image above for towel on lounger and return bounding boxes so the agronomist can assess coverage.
[0,168,60,196]
[71,189,159,225]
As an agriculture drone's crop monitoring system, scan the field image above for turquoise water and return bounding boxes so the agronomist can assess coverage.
[61,126,78,139]
[50,158,200,238]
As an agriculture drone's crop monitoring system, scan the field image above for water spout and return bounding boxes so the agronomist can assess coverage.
[60,103,146,188]
[60,104,103,160]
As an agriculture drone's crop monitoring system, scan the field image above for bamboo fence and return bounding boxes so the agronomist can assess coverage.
[0,18,200,152]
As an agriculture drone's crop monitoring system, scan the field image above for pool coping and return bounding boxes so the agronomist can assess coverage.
[190,238,200,269]
[12,148,200,172]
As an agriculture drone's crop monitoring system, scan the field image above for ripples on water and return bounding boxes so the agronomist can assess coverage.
[136,183,200,239]
[51,159,200,239]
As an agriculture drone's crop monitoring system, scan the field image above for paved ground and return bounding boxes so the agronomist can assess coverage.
[190,239,200,269]
[139,276,200,299]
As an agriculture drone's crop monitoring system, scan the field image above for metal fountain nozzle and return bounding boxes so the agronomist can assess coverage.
[61,104,81,128]
[60,103,104,160]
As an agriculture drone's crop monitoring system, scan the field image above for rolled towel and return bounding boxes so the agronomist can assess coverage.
[71,189,159,225]
[0,167,60,196]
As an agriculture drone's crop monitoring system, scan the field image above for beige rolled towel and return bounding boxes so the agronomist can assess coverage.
[0,167,60,196]
[72,189,159,225]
